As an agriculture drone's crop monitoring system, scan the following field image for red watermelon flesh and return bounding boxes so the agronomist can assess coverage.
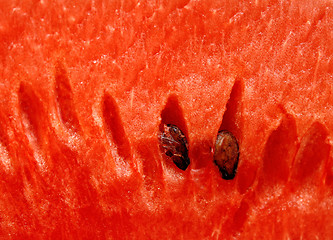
[0,0,333,239]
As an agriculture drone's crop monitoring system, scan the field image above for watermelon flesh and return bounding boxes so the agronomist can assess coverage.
[0,0,333,238]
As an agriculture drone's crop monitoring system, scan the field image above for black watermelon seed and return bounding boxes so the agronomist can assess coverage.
[214,130,239,180]
[159,124,190,171]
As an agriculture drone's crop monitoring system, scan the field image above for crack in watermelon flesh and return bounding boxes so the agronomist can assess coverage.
[0,0,333,239]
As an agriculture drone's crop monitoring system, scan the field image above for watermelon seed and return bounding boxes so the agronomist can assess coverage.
[214,130,239,180]
[159,124,190,171]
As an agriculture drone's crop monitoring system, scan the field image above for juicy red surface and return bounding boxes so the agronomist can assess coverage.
[0,0,333,239]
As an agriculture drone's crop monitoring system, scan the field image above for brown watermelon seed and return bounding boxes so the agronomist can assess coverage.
[159,124,190,170]
[214,130,239,180]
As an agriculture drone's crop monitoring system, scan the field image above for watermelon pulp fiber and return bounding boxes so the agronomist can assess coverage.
[1,0,333,238]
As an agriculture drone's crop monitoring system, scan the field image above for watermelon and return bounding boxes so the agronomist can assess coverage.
[1,0,333,238]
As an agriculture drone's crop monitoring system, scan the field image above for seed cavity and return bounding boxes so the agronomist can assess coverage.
[214,130,239,180]
[159,124,190,171]
[261,114,298,186]
[19,82,45,145]
[291,121,329,184]
[102,93,131,161]
[55,62,81,133]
